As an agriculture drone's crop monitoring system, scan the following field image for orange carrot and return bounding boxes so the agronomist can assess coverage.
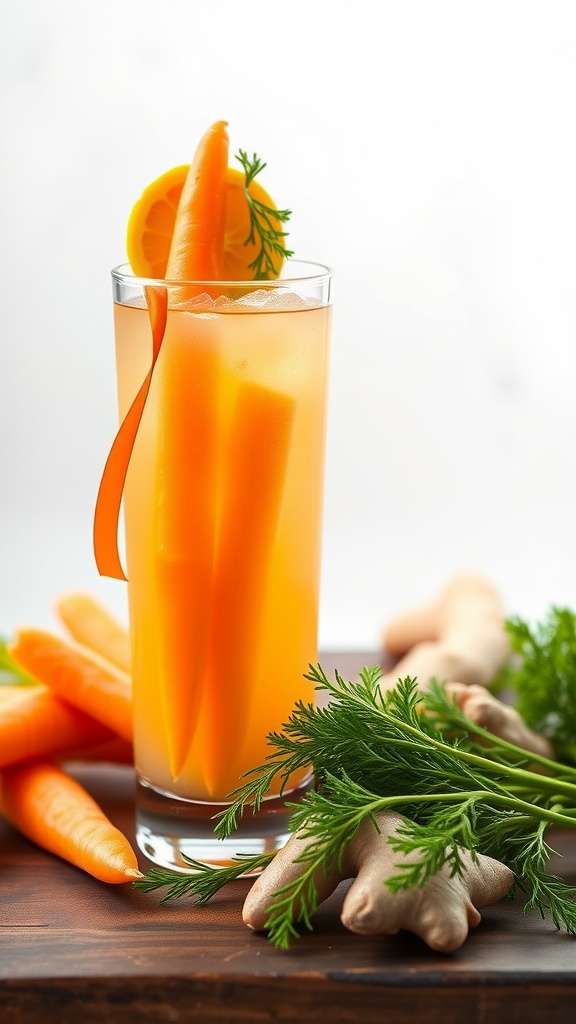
[56,592,131,672]
[0,759,141,882]
[146,121,228,778]
[166,119,229,282]
[204,380,295,798]
[93,285,168,581]
[152,319,220,779]
[8,629,133,743]
[0,684,115,768]
[0,683,34,705]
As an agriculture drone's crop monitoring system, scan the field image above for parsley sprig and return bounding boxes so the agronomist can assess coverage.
[235,150,293,279]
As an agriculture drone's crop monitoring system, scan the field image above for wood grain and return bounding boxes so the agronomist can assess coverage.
[1,651,575,1023]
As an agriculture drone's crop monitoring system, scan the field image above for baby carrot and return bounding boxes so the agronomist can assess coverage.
[56,592,131,672]
[8,629,133,743]
[0,684,115,768]
[0,759,141,883]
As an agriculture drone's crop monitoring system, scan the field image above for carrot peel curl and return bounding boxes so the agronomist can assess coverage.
[93,286,167,580]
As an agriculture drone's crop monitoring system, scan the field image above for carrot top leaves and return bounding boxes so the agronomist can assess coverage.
[235,150,293,279]
[490,607,576,766]
[133,851,276,904]
[0,639,36,687]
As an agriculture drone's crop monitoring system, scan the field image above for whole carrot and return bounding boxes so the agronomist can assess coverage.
[9,629,133,743]
[0,684,115,768]
[0,684,33,705]
[56,592,131,672]
[0,759,141,883]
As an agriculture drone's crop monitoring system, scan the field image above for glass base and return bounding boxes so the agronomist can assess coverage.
[135,775,312,873]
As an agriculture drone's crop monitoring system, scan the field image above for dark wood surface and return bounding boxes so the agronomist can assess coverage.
[1,652,575,1023]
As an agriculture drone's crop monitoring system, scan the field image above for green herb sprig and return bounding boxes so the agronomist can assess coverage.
[134,852,276,904]
[491,607,576,765]
[235,150,293,279]
[134,665,576,948]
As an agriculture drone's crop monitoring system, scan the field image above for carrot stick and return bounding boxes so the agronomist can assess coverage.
[204,380,295,799]
[56,593,131,672]
[8,629,133,743]
[0,684,115,768]
[147,121,228,779]
[152,322,220,779]
[0,759,141,882]
[166,119,228,283]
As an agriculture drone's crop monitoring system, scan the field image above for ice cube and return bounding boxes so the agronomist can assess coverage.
[174,291,216,312]
[234,289,312,312]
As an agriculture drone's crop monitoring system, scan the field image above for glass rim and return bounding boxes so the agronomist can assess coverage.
[111,258,333,289]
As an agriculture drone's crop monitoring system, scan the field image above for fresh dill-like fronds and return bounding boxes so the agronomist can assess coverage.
[235,149,293,279]
[490,607,576,765]
[423,676,576,777]
[136,666,576,946]
[132,851,276,904]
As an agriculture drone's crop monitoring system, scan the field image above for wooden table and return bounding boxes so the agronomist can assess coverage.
[1,652,575,1023]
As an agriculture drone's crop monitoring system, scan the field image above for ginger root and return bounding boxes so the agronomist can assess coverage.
[244,811,513,953]
[381,574,511,691]
[242,575,546,950]
[381,573,554,758]
[445,681,555,759]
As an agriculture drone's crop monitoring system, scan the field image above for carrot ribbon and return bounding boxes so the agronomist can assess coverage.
[93,286,167,581]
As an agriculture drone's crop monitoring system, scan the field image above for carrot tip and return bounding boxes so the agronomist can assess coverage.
[125,868,144,879]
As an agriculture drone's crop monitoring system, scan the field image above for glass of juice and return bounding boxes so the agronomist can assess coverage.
[111,261,332,870]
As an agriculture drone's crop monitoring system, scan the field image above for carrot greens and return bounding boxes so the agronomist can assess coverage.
[135,656,576,948]
[134,851,277,904]
[0,638,35,687]
[235,150,293,279]
[490,607,576,766]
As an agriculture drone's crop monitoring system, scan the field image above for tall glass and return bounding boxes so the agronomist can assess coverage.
[111,262,332,869]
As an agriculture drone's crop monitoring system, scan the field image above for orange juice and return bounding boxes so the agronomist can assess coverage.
[113,275,331,812]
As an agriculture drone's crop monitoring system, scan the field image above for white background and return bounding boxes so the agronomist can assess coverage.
[1,0,575,650]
